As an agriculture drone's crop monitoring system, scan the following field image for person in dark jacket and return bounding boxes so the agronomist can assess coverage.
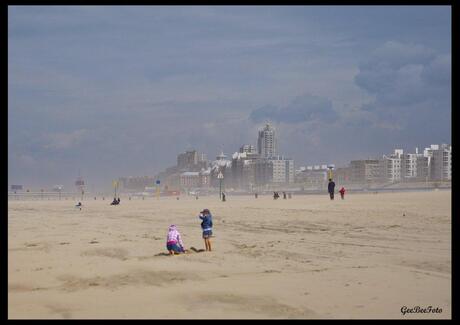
[199,209,213,251]
[328,179,335,200]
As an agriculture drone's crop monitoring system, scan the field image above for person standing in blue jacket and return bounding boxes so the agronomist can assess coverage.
[199,208,213,251]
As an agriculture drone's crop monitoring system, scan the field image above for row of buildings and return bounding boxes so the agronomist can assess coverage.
[174,124,295,191]
[297,144,451,188]
[118,123,451,192]
[119,124,295,192]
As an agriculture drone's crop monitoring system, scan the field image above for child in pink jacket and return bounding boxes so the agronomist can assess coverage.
[166,225,185,255]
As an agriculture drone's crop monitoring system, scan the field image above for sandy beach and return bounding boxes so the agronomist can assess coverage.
[8,190,451,319]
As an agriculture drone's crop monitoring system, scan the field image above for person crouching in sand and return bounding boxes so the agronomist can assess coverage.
[166,225,185,255]
[199,209,213,251]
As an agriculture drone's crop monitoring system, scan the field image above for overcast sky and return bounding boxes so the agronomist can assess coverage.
[8,6,451,191]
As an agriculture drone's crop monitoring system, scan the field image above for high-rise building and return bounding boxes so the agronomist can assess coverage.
[430,144,451,181]
[402,152,418,180]
[257,123,276,158]
[231,151,259,189]
[415,155,430,181]
[401,147,431,181]
[379,149,403,182]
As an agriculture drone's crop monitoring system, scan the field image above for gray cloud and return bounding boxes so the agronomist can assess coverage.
[43,129,90,150]
[354,41,451,127]
[250,94,337,124]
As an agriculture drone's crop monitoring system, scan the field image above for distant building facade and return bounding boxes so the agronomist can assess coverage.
[335,166,352,184]
[177,150,207,171]
[239,144,256,154]
[180,169,211,189]
[350,159,381,184]
[402,152,418,180]
[415,155,430,181]
[270,156,294,184]
[180,172,200,188]
[119,176,156,190]
[379,149,403,182]
[254,158,273,186]
[429,144,451,181]
[295,165,328,188]
[231,151,259,190]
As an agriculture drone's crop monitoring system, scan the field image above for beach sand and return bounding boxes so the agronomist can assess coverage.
[8,190,451,319]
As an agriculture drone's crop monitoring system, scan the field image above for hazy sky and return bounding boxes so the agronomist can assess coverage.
[8,6,451,191]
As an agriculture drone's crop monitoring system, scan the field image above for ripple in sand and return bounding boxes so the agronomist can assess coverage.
[81,247,129,260]
[56,270,201,292]
[188,293,315,318]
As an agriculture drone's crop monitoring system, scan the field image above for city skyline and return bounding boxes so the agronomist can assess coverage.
[8,6,451,190]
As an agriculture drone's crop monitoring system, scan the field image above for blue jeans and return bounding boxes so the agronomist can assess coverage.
[166,243,184,253]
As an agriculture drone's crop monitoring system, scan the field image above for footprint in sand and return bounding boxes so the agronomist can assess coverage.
[81,247,128,260]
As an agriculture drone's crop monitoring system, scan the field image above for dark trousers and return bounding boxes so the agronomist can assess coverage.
[329,192,334,200]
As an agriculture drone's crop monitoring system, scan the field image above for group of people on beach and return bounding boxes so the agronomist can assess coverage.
[110,197,121,205]
[166,208,213,255]
[273,191,292,200]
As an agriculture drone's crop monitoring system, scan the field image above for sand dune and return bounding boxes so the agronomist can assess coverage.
[8,191,451,319]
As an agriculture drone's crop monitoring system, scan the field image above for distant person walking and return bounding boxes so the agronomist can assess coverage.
[199,209,213,251]
[255,193,258,199]
[222,192,226,202]
[339,187,346,200]
[328,179,335,200]
[283,192,287,199]
[166,225,185,255]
